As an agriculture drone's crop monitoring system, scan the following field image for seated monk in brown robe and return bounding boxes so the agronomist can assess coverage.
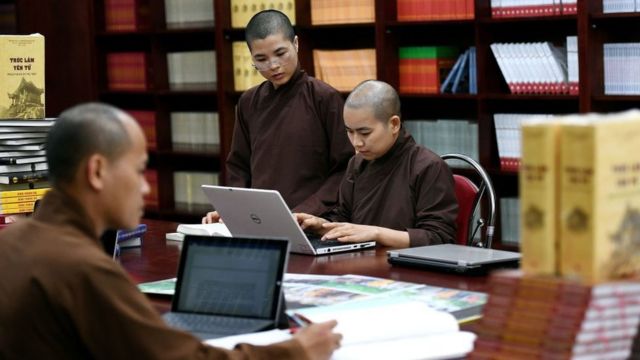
[0,103,341,359]
[296,80,458,248]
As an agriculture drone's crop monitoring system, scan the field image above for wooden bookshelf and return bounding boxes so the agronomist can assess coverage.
[12,0,640,246]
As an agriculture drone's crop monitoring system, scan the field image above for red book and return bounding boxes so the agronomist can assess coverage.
[104,0,150,32]
[127,110,157,150]
[106,52,149,91]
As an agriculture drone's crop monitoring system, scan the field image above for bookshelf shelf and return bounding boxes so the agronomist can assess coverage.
[477,14,577,24]
[481,94,579,101]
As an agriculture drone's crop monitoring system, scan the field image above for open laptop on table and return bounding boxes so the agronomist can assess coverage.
[201,185,376,255]
[387,244,521,273]
[162,235,289,340]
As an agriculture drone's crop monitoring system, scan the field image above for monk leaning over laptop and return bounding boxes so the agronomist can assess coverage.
[0,103,341,359]
[202,9,353,224]
[296,80,458,248]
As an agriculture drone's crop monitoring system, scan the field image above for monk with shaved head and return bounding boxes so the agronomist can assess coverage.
[296,80,458,248]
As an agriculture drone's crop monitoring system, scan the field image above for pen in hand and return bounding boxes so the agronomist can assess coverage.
[289,312,314,334]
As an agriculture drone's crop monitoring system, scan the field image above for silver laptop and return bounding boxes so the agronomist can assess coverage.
[201,185,376,255]
[387,244,521,272]
[163,235,289,340]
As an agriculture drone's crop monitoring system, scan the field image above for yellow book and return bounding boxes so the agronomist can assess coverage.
[0,34,45,119]
[520,117,562,276]
[560,110,640,283]
[0,187,49,199]
[232,41,245,91]
[0,194,43,205]
[0,200,37,214]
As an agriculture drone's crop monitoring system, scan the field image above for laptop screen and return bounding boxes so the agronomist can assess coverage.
[174,236,288,319]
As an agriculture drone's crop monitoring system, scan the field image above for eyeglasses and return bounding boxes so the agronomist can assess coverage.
[252,49,294,71]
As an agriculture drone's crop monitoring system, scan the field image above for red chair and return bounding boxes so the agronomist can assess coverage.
[441,154,496,249]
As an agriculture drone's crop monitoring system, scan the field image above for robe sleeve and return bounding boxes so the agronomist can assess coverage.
[291,87,353,215]
[226,104,252,188]
[407,158,458,247]
[58,255,308,359]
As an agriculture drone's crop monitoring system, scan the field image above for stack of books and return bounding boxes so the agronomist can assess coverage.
[0,118,53,216]
[398,46,458,94]
[470,270,640,359]
[313,49,376,92]
[310,0,374,25]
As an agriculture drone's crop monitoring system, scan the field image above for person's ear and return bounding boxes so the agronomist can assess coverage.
[86,154,108,191]
[389,115,401,134]
[293,36,299,52]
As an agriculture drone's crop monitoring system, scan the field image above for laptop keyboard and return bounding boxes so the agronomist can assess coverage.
[163,312,270,338]
[307,235,345,249]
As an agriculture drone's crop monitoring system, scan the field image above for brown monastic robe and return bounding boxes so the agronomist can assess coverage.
[326,129,458,247]
[0,190,308,359]
[227,69,353,216]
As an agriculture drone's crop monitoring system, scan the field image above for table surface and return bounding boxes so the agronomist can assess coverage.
[120,219,491,312]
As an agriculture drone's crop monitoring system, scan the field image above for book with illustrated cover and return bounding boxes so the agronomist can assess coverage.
[560,110,640,283]
[0,34,45,119]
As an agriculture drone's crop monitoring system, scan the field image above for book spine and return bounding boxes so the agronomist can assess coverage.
[559,122,596,282]
[0,187,48,199]
[520,121,560,275]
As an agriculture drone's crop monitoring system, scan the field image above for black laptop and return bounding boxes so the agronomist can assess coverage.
[163,235,290,339]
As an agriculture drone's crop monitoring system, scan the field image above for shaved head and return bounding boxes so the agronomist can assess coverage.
[46,103,133,186]
[344,80,401,123]
[245,10,295,49]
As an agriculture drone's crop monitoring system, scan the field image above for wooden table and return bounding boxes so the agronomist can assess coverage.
[120,219,490,312]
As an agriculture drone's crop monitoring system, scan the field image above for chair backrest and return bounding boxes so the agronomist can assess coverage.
[441,154,496,248]
[452,174,479,246]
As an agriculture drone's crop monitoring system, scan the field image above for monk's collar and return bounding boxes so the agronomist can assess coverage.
[369,128,411,166]
[267,67,305,92]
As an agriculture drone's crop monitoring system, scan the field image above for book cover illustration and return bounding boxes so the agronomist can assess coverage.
[0,34,45,119]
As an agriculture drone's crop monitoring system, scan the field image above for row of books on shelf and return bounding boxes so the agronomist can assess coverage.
[499,197,520,246]
[399,46,456,94]
[167,50,216,91]
[403,119,479,168]
[171,112,220,152]
[232,42,264,92]
[107,51,217,92]
[469,270,640,359]
[104,0,215,32]
[173,171,219,212]
[311,0,374,24]
[603,43,640,95]
[397,0,474,21]
[494,113,553,172]
[312,49,376,92]
[230,0,296,28]
[441,47,477,94]
[490,0,577,18]
[603,0,640,13]
[520,109,640,283]
[490,37,578,95]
